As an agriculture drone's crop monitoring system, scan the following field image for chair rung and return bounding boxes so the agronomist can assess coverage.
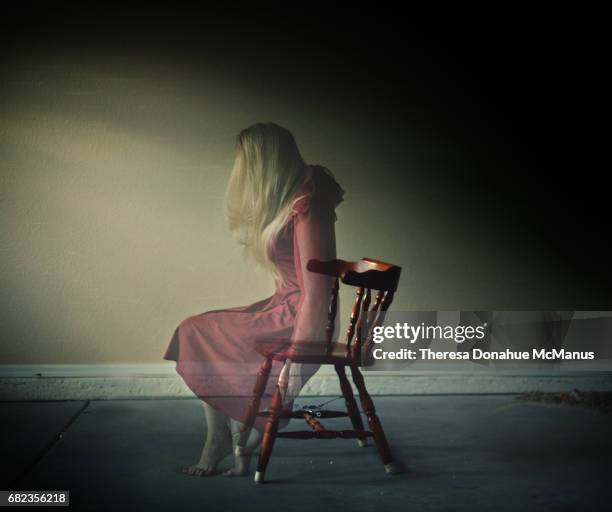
[276,429,374,439]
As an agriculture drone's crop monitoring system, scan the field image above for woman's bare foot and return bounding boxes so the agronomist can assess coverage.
[221,454,251,477]
[182,428,233,477]
[222,422,263,477]
[220,404,291,476]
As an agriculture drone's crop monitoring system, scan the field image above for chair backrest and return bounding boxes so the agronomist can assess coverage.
[306,257,402,365]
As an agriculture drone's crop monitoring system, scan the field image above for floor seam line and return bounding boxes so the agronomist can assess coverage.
[10,399,91,488]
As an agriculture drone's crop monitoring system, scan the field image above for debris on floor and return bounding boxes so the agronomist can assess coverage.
[516,389,612,411]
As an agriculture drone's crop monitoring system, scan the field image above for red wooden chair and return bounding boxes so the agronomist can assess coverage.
[236,257,402,483]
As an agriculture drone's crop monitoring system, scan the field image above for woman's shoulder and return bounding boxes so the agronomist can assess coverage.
[291,165,344,217]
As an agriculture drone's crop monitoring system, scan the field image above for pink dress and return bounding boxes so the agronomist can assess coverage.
[163,165,344,429]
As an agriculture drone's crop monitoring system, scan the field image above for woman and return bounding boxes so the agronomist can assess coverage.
[163,122,344,477]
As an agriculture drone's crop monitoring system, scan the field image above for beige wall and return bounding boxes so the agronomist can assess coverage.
[0,49,570,364]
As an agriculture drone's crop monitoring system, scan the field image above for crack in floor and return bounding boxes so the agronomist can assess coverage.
[9,400,91,488]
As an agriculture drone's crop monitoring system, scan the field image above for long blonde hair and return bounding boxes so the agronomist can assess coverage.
[225,122,312,284]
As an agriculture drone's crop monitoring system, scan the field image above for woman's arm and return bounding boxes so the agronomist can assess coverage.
[279,197,338,405]
[290,197,338,351]
[278,192,341,406]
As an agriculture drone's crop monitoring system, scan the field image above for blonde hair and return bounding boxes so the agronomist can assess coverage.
[225,122,313,285]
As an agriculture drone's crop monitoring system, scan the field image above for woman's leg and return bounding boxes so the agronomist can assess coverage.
[222,418,263,476]
[182,401,233,476]
[223,365,294,477]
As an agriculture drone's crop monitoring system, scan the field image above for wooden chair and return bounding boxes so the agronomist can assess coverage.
[236,257,402,483]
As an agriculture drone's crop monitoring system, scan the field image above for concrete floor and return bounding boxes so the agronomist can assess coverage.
[2,396,611,511]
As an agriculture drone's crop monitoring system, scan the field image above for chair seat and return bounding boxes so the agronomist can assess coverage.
[254,337,372,365]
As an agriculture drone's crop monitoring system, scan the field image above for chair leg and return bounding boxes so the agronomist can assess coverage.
[335,364,368,447]
[237,357,272,456]
[349,364,398,474]
[254,382,284,483]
